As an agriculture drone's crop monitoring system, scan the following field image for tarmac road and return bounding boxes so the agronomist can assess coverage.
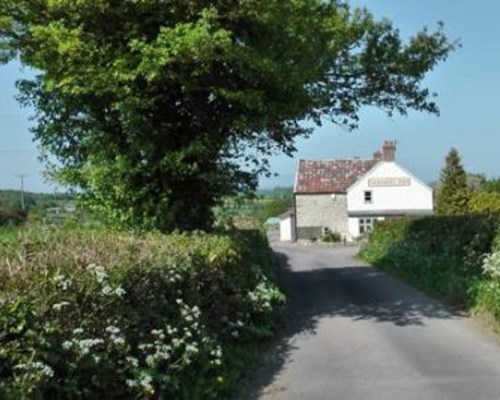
[248,243,500,400]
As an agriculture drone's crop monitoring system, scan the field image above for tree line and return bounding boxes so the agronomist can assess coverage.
[436,148,500,215]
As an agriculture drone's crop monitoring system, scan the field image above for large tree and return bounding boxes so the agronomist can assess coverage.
[0,0,455,231]
[436,148,470,215]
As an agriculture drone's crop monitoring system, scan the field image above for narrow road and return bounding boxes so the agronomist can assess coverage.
[248,244,500,400]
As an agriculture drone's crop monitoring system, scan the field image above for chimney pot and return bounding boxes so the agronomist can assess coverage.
[382,140,396,162]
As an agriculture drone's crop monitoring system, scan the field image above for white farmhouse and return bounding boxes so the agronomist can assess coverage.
[293,141,433,241]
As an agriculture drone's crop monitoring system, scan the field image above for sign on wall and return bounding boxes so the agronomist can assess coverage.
[368,177,411,187]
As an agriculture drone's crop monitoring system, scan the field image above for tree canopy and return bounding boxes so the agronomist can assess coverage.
[436,148,470,215]
[481,178,500,194]
[0,0,455,231]
[469,191,500,215]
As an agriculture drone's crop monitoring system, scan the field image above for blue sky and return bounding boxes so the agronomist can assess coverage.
[265,0,500,188]
[1,0,499,192]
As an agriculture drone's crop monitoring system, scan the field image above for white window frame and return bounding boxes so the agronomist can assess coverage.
[359,218,375,235]
[364,190,373,204]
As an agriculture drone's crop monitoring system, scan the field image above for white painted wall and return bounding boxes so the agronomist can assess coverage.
[348,217,359,238]
[347,162,433,240]
[280,216,295,242]
[347,162,434,214]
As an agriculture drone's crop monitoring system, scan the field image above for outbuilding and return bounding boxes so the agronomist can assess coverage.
[278,211,296,242]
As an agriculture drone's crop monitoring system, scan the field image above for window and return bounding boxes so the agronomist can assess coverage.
[364,191,372,204]
[359,218,375,235]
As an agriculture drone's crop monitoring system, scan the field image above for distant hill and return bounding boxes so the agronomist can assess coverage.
[257,186,293,199]
[0,190,73,213]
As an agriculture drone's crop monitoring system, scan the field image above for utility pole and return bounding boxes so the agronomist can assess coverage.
[17,174,26,211]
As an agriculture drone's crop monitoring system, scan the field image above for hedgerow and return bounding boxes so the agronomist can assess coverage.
[359,215,500,308]
[0,227,284,399]
[0,208,27,227]
[475,230,500,324]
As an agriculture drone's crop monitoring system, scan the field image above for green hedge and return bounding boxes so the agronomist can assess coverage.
[0,208,27,227]
[0,228,284,399]
[469,191,500,215]
[475,231,500,324]
[359,215,500,306]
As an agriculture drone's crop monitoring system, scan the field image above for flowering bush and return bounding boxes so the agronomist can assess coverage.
[0,228,285,398]
[474,229,500,323]
[483,250,500,279]
[359,215,500,305]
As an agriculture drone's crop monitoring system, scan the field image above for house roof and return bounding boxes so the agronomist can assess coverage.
[294,159,378,194]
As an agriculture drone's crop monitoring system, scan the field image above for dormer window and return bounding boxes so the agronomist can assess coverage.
[364,191,372,204]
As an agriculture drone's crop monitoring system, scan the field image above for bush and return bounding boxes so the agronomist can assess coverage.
[474,229,500,324]
[469,191,500,215]
[0,228,284,399]
[0,208,27,227]
[359,215,500,305]
[322,228,341,243]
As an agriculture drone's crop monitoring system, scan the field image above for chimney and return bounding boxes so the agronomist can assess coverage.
[373,150,382,161]
[382,140,396,162]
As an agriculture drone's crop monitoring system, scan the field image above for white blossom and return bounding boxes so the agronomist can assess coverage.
[111,336,125,346]
[483,250,500,279]
[105,325,121,335]
[138,372,154,393]
[76,338,104,355]
[126,357,139,367]
[101,285,113,296]
[54,274,72,290]
[126,379,138,388]
[62,341,72,350]
[16,361,54,378]
[52,301,70,312]
[87,264,107,283]
[145,355,155,367]
[185,344,199,354]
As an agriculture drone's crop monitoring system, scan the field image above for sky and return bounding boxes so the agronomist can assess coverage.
[1,0,500,193]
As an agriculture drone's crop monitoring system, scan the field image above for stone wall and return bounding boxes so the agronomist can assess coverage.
[295,194,349,240]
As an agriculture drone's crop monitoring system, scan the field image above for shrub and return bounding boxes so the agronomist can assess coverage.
[0,228,284,399]
[474,229,500,324]
[469,191,500,215]
[0,208,27,227]
[322,228,342,243]
[359,215,500,305]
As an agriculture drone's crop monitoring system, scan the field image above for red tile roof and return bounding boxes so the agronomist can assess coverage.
[294,158,378,194]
